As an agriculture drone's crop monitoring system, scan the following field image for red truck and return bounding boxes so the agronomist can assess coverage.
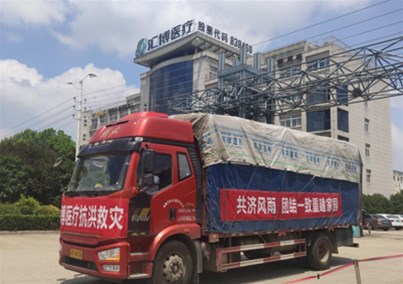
[59,112,361,283]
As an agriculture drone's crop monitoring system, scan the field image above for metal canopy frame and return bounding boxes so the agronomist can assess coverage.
[169,36,403,121]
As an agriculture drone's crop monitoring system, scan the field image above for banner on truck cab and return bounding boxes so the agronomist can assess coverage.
[172,113,362,183]
[60,198,128,238]
[220,189,342,221]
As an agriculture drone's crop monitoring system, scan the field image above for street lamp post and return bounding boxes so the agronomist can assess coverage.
[68,73,97,160]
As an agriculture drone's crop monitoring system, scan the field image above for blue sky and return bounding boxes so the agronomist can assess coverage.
[0,0,402,170]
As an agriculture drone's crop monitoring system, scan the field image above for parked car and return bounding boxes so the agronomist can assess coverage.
[377,214,403,230]
[363,213,392,231]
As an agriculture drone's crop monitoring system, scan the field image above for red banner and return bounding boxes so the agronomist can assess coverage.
[220,189,341,221]
[60,197,129,238]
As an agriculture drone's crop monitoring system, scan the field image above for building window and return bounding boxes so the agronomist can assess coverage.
[119,108,128,118]
[280,90,301,104]
[307,57,329,71]
[337,109,349,132]
[366,169,372,183]
[338,135,349,142]
[209,65,218,80]
[91,118,98,130]
[279,65,301,78]
[131,105,140,113]
[336,85,348,105]
[280,112,301,129]
[365,143,371,157]
[109,111,118,122]
[99,115,107,125]
[365,118,370,133]
[308,84,330,104]
[307,109,330,132]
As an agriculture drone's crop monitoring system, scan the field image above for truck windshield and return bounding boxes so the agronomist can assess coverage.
[68,154,130,193]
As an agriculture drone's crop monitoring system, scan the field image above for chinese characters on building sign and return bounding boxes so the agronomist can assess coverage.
[135,19,253,57]
[60,198,128,237]
[220,189,341,221]
[196,21,253,54]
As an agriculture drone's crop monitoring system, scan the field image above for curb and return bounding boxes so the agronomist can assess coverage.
[0,230,59,235]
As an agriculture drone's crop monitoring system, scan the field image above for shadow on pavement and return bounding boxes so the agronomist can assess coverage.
[57,257,355,284]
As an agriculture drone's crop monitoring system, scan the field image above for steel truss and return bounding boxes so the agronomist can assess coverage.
[169,36,403,121]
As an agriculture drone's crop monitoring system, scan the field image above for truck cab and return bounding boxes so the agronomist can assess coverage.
[59,112,202,281]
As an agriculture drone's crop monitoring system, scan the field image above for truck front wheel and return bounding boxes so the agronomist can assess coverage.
[307,233,332,270]
[150,240,193,284]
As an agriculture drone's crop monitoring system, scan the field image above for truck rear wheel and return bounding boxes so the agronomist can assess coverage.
[307,233,332,270]
[150,240,193,284]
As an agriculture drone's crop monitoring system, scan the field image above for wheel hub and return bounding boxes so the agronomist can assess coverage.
[162,254,184,283]
[318,242,330,262]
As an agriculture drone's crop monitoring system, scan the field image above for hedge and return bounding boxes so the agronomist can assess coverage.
[0,203,20,215]
[0,215,60,231]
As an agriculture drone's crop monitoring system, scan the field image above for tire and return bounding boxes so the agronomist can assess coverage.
[307,233,332,270]
[395,227,402,231]
[149,240,193,284]
[383,228,389,231]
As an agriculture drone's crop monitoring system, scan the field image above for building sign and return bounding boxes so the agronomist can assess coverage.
[220,189,342,221]
[135,19,253,58]
[60,198,129,238]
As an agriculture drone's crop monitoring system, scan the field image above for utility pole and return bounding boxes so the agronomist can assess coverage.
[68,73,97,160]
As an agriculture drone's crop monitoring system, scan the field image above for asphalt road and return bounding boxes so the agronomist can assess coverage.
[0,230,402,284]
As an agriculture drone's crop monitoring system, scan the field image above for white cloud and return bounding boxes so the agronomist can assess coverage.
[50,0,369,57]
[1,59,138,109]
[392,123,403,171]
[0,59,139,139]
[0,0,67,26]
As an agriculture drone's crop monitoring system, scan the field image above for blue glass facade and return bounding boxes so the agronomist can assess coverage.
[149,61,193,114]
[307,109,330,132]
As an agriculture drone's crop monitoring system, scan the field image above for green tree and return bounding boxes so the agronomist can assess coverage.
[363,193,392,214]
[389,191,403,214]
[0,129,75,205]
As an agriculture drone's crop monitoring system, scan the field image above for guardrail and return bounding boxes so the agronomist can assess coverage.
[284,254,403,284]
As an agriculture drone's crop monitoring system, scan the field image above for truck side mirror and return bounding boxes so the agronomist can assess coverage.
[143,149,155,174]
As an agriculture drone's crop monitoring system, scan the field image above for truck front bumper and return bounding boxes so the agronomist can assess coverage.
[59,239,130,280]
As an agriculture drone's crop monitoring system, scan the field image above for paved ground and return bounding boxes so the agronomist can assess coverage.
[0,230,402,284]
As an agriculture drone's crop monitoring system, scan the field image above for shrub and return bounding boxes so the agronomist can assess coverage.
[0,215,60,231]
[34,204,60,216]
[0,203,20,215]
[15,195,40,215]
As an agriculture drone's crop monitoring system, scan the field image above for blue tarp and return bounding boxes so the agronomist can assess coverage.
[205,163,360,233]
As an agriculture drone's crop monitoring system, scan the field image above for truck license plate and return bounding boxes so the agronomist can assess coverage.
[70,248,83,260]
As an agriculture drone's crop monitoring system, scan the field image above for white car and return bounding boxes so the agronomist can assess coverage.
[377,214,403,230]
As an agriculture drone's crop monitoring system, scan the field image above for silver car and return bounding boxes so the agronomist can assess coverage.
[377,214,403,230]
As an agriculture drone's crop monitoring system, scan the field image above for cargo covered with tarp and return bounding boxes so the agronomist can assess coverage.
[172,113,362,233]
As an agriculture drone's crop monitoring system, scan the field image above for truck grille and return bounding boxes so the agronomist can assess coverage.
[64,256,98,272]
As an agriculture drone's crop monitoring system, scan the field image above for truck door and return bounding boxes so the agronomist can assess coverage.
[129,143,197,236]
[150,144,196,234]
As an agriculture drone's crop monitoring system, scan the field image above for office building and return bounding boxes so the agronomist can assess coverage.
[81,20,394,196]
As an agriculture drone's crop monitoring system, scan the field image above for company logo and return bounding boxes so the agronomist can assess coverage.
[135,38,148,58]
[134,19,253,58]
[131,208,150,222]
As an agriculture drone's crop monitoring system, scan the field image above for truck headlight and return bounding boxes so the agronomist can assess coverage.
[98,248,120,261]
